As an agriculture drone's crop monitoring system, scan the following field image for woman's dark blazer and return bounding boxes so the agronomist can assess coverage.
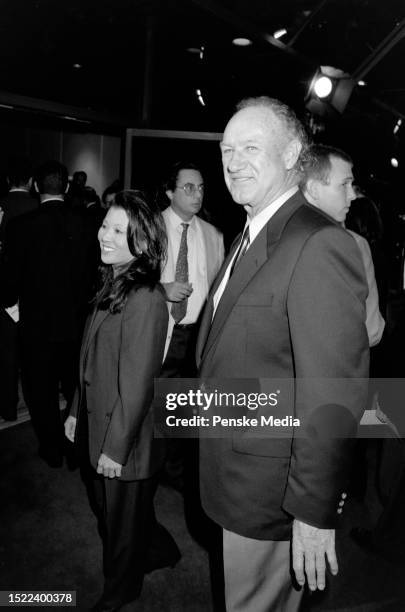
[71,283,168,481]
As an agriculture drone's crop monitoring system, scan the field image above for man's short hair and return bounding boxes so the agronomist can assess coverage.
[35,161,69,195]
[164,161,203,193]
[7,156,33,187]
[236,96,310,152]
[73,170,87,183]
[300,144,353,189]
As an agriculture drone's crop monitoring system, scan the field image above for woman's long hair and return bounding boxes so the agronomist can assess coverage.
[95,189,167,313]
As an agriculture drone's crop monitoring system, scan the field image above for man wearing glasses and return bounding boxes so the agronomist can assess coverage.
[160,161,224,488]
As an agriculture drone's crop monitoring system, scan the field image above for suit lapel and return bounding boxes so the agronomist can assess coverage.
[80,307,110,374]
[196,233,241,365]
[199,191,306,364]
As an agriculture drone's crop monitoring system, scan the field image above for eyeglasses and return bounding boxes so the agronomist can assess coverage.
[176,183,204,196]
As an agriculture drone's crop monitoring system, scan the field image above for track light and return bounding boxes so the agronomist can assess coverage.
[306,66,355,116]
[313,76,333,99]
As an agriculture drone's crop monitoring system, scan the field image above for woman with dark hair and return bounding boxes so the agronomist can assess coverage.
[65,190,179,611]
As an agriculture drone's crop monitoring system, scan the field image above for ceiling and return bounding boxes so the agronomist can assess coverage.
[0,0,404,174]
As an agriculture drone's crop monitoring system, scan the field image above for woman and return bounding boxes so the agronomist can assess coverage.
[65,190,178,611]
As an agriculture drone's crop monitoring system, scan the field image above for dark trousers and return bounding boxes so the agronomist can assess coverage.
[0,311,19,420]
[21,337,78,455]
[161,323,198,378]
[160,324,198,486]
[90,474,158,607]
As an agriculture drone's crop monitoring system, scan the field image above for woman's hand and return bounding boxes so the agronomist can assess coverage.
[64,415,77,443]
[97,453,122,479]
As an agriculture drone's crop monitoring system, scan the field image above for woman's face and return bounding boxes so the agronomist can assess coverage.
[98,206,134,269]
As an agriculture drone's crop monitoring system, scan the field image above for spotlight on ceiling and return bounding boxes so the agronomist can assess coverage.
[273,28,287,40]
[393,119,402,135]
[73,63,82,69]
[391,157,399,168]
[313,76,333,99]
[306,66,355,116]
[232,37,252,47]
[357,80,366,87]
[196,89,206,107]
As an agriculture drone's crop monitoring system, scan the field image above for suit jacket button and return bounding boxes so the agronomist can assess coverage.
[337,508,343,514]
[339,500,345,507]
[341,492,347,499]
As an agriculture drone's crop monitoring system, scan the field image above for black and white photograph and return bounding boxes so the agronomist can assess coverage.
[0,1,404,611]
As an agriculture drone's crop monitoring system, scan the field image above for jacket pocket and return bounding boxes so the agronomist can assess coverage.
[232,434,292,458]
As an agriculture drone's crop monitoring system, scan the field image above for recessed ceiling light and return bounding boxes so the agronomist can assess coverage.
[273,28,287,39]
[358,80,366,86]
[232,37,252,47]
[391,157,399,168]
[73,63,82,69]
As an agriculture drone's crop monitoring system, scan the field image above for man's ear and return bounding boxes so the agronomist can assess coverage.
[33,181,39,194]
[166,189,173,202]
[283,139,302,171]
[305,178,320,202]
[64,182,70,195]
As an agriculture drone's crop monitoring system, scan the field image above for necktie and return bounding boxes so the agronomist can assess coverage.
[171,223,189,323]
[229,225,250,278]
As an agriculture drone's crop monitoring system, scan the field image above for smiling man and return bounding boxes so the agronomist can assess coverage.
[196,97,370,611]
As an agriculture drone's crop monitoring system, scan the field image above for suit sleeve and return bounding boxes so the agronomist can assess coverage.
[0,216,24,307]
[102,288,168,465]
[352,233,385,347]
[282,226,369,528]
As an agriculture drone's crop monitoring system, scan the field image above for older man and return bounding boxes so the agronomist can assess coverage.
[196,97,369,611]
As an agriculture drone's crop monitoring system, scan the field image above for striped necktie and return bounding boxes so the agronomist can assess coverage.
[229,225,250,278]
[171,222,189,323]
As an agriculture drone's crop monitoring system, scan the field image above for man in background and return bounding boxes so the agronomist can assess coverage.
[0,161,92,466]
[301,143,385,347]
[159,161,224,491]
[0,156,38,421]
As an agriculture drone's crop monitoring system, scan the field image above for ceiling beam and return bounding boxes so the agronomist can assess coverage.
[189,0,314,67]
[287,0,330,47]
[352,18,405,81]
[0,90,132,127]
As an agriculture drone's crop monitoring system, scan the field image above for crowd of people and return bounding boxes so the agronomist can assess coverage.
[0,95,403,612]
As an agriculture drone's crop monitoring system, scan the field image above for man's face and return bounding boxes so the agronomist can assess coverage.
[166,169,204,222]
[314,156,356,222]
[220,107,297,216]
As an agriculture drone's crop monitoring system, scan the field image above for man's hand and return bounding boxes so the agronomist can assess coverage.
[292,519,338,591]
[97,453,122,479]
[64,415,77,443]
[163,281,193,302]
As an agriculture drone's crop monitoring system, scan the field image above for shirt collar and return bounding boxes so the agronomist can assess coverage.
[167,205,196,231]
[40,195,65,204]
[247,186,299,244]
[9,188,30,193]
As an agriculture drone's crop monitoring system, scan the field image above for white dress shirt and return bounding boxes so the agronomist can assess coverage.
[213,187,298,315]
[161,206,209,325]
